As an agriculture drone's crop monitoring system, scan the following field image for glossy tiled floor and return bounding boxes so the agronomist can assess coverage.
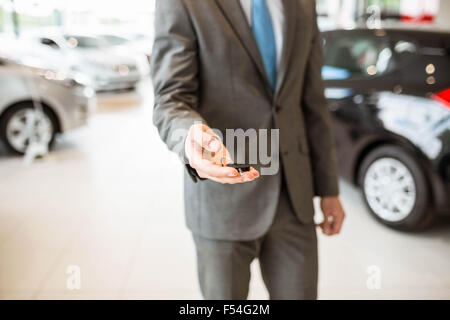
[0,82,449,300]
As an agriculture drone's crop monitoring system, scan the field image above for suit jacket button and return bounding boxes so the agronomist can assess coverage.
[283,150,289,156]
[275,105,282,113]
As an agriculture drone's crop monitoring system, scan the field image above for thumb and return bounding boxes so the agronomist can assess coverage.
[191,126,222,153]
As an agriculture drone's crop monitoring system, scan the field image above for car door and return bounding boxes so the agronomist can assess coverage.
[321,30,400,181]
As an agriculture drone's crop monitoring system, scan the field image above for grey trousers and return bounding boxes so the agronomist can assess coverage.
[193,187,318,300]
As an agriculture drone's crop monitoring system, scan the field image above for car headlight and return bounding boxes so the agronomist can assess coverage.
[38,69,91,88]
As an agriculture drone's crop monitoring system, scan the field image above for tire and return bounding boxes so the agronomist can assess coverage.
[0,102,57,155]
[358,145,434,231]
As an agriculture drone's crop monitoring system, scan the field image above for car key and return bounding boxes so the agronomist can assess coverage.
[226,164,251,175]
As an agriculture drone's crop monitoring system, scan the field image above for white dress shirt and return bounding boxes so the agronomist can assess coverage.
[239,0,285,70]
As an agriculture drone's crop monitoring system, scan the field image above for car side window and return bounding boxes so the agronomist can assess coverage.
[323,33,392,80]
[40,38,59,49]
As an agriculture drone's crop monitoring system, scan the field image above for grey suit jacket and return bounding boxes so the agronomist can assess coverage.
[151,0,339,241]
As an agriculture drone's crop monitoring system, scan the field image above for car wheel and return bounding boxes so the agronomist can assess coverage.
[0,103,56,155]
[359,145,434,231]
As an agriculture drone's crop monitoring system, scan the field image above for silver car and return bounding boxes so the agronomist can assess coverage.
[13,32,150,92]
[0,58,96,154]
[99,33,153,64]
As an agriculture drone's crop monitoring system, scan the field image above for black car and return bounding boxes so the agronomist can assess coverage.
[322,28,450,230]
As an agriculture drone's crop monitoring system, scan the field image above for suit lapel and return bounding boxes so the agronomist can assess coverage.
[215,0,273,95]
[275,0,299,99]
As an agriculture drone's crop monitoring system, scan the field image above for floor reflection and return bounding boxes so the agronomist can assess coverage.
[0,81,449,300]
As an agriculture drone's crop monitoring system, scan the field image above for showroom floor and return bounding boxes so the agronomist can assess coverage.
[0,81,449,300]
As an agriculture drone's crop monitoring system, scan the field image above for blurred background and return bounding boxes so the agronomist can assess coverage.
[0,0,449,299]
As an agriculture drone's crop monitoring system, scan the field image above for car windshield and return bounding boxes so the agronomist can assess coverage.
[323,33,393,79]
[101,35,129,46]
[64,35,108,49]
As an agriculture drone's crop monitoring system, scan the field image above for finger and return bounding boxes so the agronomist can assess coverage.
[221,146,233,166]
[237,168,259,180]
[248,167,260,179]
[318,222,327,234]
[197,168,259,184]
[331,213,345,235]
[190,139,219,163]
[240,170,259,181]
[191,126,221,153]
[209,175,256,185]
[199,171,253,184]
[319,222,329,235]
[320,217,334,235]
[188,140,209,164]
[194,159,240,178]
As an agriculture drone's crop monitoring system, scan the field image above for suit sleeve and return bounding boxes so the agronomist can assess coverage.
[301,3,339,197]
[151,0,206,182]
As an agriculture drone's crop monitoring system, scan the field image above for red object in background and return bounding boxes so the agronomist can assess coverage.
[432,88,450,109]
[400,14,435,23]
[399,0,439,24]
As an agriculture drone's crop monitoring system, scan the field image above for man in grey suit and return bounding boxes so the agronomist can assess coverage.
[151,0,346,300]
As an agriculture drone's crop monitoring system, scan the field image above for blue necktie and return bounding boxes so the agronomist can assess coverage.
[252,0,277,91]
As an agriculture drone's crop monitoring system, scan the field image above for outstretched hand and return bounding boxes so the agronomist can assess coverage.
[185,123,260,184]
